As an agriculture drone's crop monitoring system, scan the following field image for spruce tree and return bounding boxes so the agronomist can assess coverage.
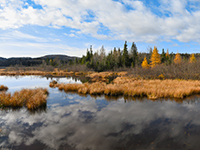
[130,42,138,67]
[86,48,91,62]
[90,45,93,58]
[117,48,122,67]
[161,48,166,63]
[122,41,130,67]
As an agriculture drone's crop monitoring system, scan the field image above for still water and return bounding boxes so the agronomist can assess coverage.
[0,76,200,150]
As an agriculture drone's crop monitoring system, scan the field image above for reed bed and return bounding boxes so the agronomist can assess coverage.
[0,88,48,110]
[51,77,200,99]
[0,85,8,91]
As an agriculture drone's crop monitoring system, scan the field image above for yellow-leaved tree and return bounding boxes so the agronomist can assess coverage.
[141,57,149,68]
[150,46,161,67]
[190,54,196,63]
[174,52,182,64]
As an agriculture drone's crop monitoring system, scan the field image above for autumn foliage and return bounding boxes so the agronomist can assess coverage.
[190,54,196,63]
[150,46,161,67]
[174,52,182,64]
[141,57,149,68]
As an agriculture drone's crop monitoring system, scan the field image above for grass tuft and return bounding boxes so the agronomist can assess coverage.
[0,88,48,110]
[49,80,58,88]
[0,85,8,91]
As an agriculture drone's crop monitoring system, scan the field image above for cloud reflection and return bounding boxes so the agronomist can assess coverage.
[0,96,200,149]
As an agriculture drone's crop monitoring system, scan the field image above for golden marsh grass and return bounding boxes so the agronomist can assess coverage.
[49,80,58,88]
[86,71,126,82]
[0,69,91,77]
[0,88,48,110]
[0,85,8,91]
[51,77,200,99]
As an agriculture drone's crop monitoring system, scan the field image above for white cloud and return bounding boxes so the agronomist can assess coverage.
[1,0,200,43]
[53,38,60,41]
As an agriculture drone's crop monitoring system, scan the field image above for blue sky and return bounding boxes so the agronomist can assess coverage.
[0,0,200,58]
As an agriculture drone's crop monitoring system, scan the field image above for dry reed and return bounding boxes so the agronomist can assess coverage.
[0,85,8,91]
[49,80,58,88]
[50,77,200,99]
[0,88,48,110]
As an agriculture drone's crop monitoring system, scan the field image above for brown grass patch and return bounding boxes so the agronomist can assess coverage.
[0,69,88,77]
[0,85,8,91]
[50,77,200,99]
[49,80,58,88]
[117,72,128,76]
[0,88,48,110]
[86,72,118,82]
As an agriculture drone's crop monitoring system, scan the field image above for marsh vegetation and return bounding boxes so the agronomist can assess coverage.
[0,88,48,110]
[49,76,200,99]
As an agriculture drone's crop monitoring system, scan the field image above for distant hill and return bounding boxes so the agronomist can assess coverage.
[0,54,79,67]
[0,57,6,60]
[38,54,78,60]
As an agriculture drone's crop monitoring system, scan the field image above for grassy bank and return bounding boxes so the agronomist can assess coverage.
[0,88,48,110]
[0,69,92,77]
[50,77,200,99]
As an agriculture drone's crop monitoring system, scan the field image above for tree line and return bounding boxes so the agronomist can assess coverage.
[74,41,199,71]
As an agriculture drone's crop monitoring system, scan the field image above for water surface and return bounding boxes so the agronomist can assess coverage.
[0,76,200,150]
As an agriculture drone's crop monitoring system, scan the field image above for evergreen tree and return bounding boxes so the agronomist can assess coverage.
[190,53,196,63]
[174,52,182,64]
[113,47,118,68]
[150,46,161,67]
[90,45,93,58]
[141,57,149,68]
[130,42,138,67]
[122,41,130,67]
[117,48,122,67]
[161,48,166,63]
[86,48,91,62]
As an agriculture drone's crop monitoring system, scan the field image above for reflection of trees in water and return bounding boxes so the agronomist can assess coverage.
[102,95,200,104]
[60,89,200,105]
[45,75,89,83]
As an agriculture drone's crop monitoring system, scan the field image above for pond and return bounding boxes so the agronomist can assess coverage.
[0,76,200,149]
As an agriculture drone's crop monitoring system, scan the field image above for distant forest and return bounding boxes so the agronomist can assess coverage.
[0,55,76,67]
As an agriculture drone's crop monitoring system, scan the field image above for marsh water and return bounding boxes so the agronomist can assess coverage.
[0,76,200,149]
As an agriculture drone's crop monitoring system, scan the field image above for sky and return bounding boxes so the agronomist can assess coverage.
[0,0,200,58]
